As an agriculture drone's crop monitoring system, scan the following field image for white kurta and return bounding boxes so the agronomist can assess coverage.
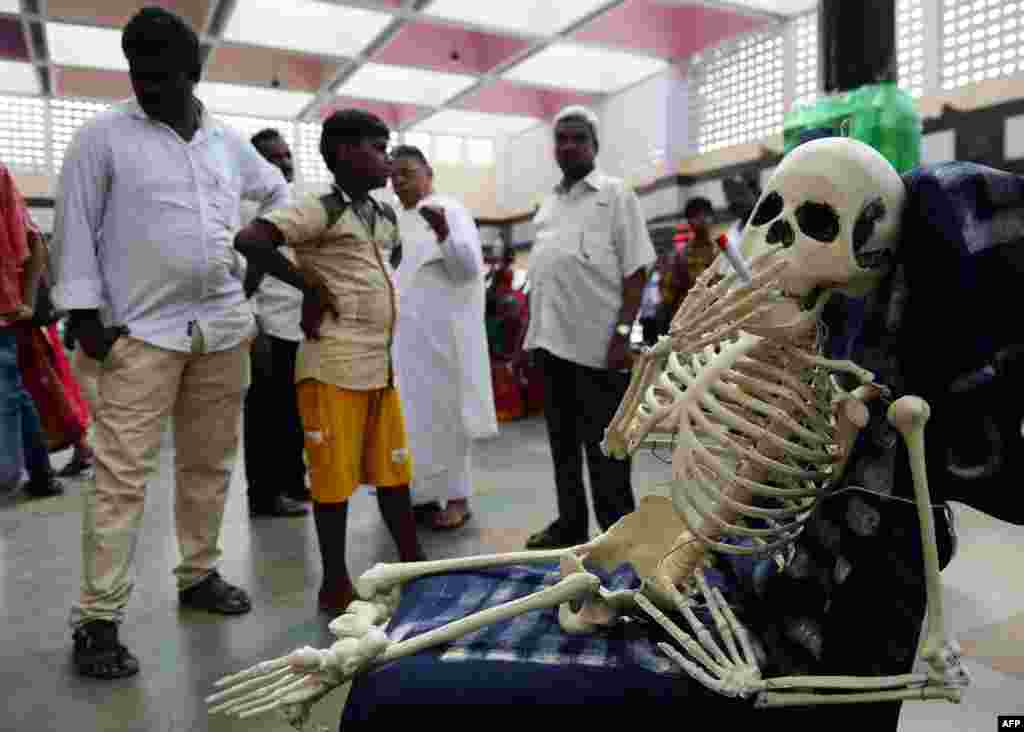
[393,193,498,505]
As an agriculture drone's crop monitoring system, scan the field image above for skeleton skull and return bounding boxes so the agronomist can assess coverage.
[739,138,906,307]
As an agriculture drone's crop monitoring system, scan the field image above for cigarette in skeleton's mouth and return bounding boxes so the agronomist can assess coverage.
[716,234,753,286]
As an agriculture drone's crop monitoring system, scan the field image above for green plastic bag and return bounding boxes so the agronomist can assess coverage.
[783,81,921,174]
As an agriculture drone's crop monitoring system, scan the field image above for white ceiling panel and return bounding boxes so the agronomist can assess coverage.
[47,22,128,71]
[224,0,393,58]
[0,0,20,13]
[504,43,668,94]
[0,60,40,95]
[197,82,314,119]
[337,63,477,107]
[411,109,541,137]
[425,0,610,35]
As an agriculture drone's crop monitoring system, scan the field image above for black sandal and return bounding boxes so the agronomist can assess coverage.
[179,571,252,615]
[72,620,140,679]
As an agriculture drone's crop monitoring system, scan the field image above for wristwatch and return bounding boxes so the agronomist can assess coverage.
[615,322,632,338]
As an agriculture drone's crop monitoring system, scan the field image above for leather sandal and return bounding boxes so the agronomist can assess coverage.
[72,620,140,679]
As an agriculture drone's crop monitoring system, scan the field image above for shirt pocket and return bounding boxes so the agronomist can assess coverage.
[197,161,240,230]
[577,226,620,281]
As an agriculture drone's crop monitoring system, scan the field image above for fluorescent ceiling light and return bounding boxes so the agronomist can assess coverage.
[0,0,20,13]
[504,44,668,94]
[47,22,127,71]
[411,109,540,137]
[426,0,609,35]
[337,63,476,107]
[224,0,393,58]
[197,82,314,119]
[0,60,40,94]
[729,0,818,14]
[653,0,817,14]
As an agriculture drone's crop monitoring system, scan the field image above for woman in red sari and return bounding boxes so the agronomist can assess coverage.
[13,258,94,473]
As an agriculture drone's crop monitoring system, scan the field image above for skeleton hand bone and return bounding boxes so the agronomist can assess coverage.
[637,569,763,698]
[206,627,390,723]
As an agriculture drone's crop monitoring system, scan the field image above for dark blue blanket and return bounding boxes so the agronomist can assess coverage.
[382,561,731,675]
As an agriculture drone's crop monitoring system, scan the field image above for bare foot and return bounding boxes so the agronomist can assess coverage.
[431,499,472,530]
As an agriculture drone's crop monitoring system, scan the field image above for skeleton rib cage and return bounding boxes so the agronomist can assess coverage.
[605,251,843,570]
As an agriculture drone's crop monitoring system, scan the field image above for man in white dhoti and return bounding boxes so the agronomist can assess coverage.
[390,145,497,530]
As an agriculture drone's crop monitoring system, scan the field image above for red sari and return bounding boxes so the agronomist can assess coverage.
[488,269,543,421]
[16,323,89,452]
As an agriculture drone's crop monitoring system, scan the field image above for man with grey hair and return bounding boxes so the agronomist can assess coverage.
[523,105,655,549]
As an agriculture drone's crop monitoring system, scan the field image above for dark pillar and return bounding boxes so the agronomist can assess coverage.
[819,0,897,94]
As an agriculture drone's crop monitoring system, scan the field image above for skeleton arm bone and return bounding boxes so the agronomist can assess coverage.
[210,572,602,723]
[644,565,960,707]
[649,395,968,707]
[887,397,971,690]
[356,549,579,600]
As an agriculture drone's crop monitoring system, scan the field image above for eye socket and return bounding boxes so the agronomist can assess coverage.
[795,201,841,243]
[853,198,886,253]
[750,191,784,226]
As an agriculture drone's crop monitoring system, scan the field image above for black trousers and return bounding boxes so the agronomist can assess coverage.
[244,332,306,507]
[538,349,635,535]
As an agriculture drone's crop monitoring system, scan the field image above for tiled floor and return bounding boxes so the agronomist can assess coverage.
[1,416,1020,731]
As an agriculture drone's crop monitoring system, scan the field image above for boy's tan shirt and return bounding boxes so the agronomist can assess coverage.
[261,190,400,390]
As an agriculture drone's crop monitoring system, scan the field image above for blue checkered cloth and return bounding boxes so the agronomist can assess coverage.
[384,561,734,675]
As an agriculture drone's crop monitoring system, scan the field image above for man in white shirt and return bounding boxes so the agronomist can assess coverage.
[50,7,289,679]
[523,106,656,550]
[390,145,498,530]
[241,128,308,518]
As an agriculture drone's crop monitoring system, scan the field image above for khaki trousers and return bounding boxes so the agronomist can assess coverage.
[71,347,100,425]
[69,334,250,628]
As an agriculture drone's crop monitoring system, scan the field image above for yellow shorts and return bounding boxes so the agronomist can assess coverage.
[297,380,413,504]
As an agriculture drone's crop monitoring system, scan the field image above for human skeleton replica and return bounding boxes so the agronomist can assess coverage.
[206,138,971,728]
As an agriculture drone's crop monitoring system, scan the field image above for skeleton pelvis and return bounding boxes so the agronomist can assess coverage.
[570,495,704,614]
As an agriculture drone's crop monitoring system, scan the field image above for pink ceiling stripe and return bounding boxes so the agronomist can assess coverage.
[457,80,597,120]
[573,0,767,58]
[372,21,530,75]
[319,96,427,129]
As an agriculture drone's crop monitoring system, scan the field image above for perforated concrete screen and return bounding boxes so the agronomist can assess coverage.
[0,96,47,174]
[941,0,1023,91]
[693,28,786,153]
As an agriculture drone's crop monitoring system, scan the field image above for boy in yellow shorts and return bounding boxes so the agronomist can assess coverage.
[234,109,425,614]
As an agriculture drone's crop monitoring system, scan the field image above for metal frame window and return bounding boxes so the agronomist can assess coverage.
[465,137,496,167]
[433,134,464,165]
[401,132,433,157]
[219,114,296,150]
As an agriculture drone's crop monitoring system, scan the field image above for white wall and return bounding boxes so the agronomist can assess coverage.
[639,185,682,221]
[495,64,689,221]
[598,66,686,186]
[496,121,560,216]
[922,129,956,165]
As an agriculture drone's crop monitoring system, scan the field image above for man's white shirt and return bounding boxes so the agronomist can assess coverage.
[51,98,290,353]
